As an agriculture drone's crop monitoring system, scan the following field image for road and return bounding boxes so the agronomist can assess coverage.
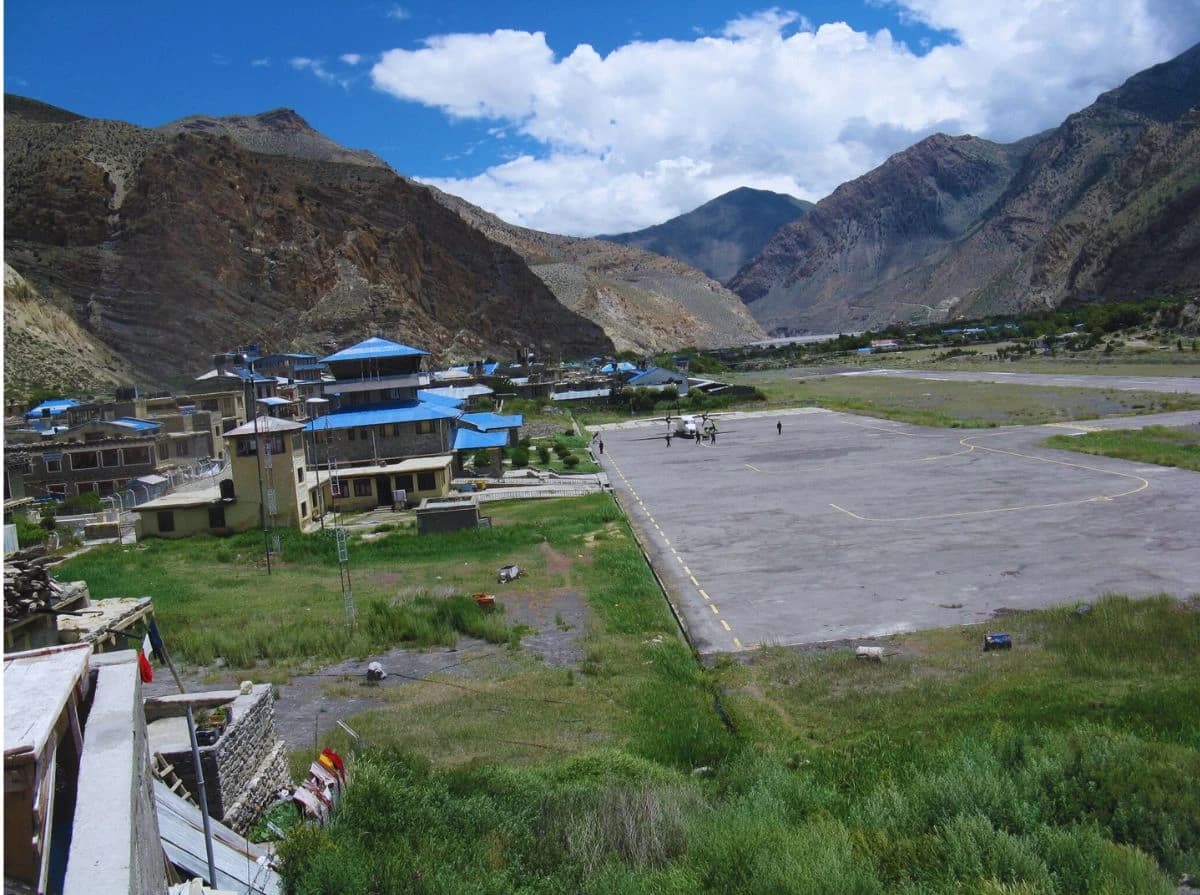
[831,368,1200,394]
[595,409,1200,654]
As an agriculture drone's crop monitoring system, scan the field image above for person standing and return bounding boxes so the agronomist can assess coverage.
[777,420,782,435]
[694,430,701,445]
[598,439,605,454]
[665,433,672,447]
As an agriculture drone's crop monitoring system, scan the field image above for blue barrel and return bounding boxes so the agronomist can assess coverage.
[983,632,1012,651]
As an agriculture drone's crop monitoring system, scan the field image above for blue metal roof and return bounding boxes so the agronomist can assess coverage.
[25,399,78,419]
[460,412,523,431]
[453,428,510,451]
[320,337,428,363]
[304,401,459,432]
[111,417,163,432]
[417,390,467,409]
[600,362,638,374]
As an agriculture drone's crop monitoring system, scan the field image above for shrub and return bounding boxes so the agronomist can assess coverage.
[510,447,530,468]
[537,445,551,464]
[472,448,492,468]
[553,440,572,458]
[61,492,103,514]
[563,454,580,469]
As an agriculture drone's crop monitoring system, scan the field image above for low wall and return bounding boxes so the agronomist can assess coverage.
[157,684,290,834]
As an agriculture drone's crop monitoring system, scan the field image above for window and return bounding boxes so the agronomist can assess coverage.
[77,481,96,494]
[44,455,62,473]
[97,480,115,497]
[70,451,99,470]
[347,429,356,441]
[416,420,434,435]
[46,483,66,497]
[417,471,437,491]
[177,440,190,457]
[292,434,302,450]
[201,399,219,411]
[157,443,169,461]
[208,506,226,528]
[359,428,371,442]
[236,437,258,457]
[300,501,308,518]
[331,481,348,499]
[353,479,372,497]
[396,473,415,493]
[297,467,305,483]
[124,446,151,465]
[101,449,121,468]
[157,511,175,533]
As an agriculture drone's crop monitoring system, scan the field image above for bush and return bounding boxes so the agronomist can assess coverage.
[472,449,492,469]
[537,445,551,464]
[563,454,580,469]
[553,440,572,458]
[510,447,530,468]
[61,492,102,514]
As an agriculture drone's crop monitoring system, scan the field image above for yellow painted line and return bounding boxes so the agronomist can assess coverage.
[733,637,743,649]
[720,619,732,632]
[744,463,763,472]
[828,432,1151,523]
[663,537,670,545]
[710,604,719,615]
[689,574,700,587]
[676,555,685,564]
[698,588,710,600]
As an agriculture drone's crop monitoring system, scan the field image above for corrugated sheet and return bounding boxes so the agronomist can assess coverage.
[304,402,460,432]
[453,429,510,450]
[459,412,523,432]
[321,337,428,363]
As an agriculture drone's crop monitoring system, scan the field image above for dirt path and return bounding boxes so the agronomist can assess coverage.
[144,588,590,751]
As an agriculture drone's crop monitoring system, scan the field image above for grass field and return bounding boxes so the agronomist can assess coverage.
[734,373,1200,427]
[1044,425,1200,471]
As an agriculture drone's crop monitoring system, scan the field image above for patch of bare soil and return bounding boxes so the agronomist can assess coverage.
[144,588,592,751]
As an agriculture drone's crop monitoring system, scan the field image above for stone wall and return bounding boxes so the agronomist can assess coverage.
[159,684,291,835]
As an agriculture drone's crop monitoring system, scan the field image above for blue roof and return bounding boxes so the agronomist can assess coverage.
[417,390,467,409]
[304,401,459,432]
[453,428,510,451]
[483,362,500,375]
[26,399,78,419]
[111,417,162,432]
[460,412,523,432]
[321,337,428,363]
[294,362,327,372]
[600,362,639,374]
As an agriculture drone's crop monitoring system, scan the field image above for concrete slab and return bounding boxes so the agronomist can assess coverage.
[597,409,1200,654]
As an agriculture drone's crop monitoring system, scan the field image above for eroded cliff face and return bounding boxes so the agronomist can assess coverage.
[730,43,1200,334]
[4,98,612,391]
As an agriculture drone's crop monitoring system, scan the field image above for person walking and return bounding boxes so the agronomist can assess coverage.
[694,430,701,445]
[598,439,604,454]
[665,433,672,447]
[777,420,782,435]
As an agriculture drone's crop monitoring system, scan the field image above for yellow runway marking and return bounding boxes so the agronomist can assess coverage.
[710,604,720,614]
[676,554,685,563]
[663,537,670,545]
[689,574,700,586]
[829,431,1151,523]
[733,637,743,649]
[720,619,732,631]
[698,588,710,600]
[744,463,763,472]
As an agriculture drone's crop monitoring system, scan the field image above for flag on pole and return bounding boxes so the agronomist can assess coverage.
[138,633,154,683]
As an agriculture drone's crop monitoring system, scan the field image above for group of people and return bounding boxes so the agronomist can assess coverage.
[592,418,784,454]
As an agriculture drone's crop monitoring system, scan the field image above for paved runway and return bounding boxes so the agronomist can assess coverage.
[596,409,1200,654]
[833,368,1200,394]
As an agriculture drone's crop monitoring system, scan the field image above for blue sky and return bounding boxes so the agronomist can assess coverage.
[6,1,1200,234]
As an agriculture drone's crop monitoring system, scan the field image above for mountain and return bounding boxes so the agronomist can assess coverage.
[427,189,766,353]
[597,187,813,283]
[731,43,1200,334]
[4,98,613,391]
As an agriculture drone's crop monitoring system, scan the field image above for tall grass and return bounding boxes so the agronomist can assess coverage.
[1044,426,1200,471]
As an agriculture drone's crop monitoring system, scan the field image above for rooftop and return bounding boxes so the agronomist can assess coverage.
[453,429,510,451]
[304,401,460,432]
[321,336,428,363]
[224,415,306,437]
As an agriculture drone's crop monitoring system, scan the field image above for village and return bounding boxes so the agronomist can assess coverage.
[2,334,736,894]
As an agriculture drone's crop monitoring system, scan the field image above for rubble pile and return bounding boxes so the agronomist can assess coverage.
[3,546,64,621]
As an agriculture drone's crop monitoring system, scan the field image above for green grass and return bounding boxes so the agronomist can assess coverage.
[52,494,622,671]
[733,373,1200,427]
[1043,426,1200,471]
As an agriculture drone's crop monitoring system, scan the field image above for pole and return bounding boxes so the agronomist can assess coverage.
[247,363,271,575]
[185,705,218,887]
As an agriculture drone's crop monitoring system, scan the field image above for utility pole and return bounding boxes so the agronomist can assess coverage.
[245,359,271,575]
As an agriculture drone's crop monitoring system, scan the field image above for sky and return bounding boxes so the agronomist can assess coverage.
[5,1,1200,236]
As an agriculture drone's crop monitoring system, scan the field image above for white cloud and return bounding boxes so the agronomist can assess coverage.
[371,2,1200,235]
[292,56,351,89]
[387,5,411,21]
[341,53,363,66]
[250,57,271,67]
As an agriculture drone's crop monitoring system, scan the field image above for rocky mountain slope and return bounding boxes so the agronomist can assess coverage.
[3,264,137,402]
[428,189,765,353]
[4,99,613,391]
[731,42,1200,334]
[597,187,812,284]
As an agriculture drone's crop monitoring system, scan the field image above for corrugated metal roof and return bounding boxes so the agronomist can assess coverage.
[417,391,467,409]
[256,396,293,406]
[304,401,459,432]
[320,337,428,363]
[25,398,79,418]
[453,428,510,450]
[421,385,494,401]
[551,388,611,401]
[111,417,162,432]
[460,412,523,431]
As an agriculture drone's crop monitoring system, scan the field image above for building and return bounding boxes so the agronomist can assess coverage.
[133,416,313,538]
